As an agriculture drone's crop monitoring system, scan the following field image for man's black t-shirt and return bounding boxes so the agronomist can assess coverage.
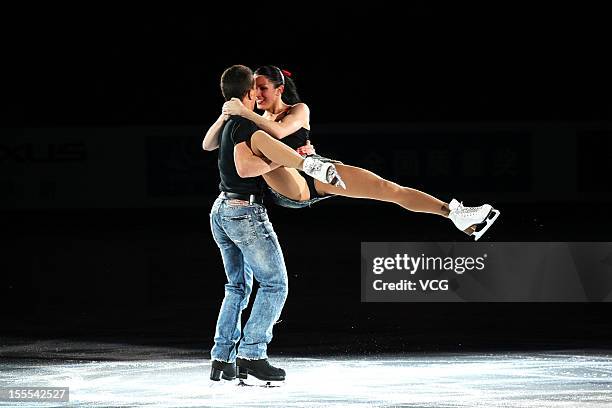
[218,115,265,195]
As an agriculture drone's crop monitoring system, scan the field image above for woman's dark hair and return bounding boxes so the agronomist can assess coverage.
[254,65,301,105]
[220,65,254,101]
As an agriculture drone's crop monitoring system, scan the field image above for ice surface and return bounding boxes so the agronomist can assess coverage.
[2,350,612,407]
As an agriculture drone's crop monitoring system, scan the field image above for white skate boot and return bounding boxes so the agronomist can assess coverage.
[302,156,346,189]
[448,199,500,241]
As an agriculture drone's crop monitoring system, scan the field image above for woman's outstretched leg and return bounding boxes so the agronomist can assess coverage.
[314,164,451,217]
[314,164,502,238]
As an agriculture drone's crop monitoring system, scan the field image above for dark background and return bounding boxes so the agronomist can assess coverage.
[4,6,612,354]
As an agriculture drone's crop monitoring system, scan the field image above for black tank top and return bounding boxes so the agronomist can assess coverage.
[281,127,310,149]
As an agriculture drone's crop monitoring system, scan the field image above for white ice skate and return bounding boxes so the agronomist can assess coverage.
[302,156,346,189]
[448,199,500,241]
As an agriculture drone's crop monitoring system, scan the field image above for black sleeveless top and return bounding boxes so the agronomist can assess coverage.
[280,127,310,149]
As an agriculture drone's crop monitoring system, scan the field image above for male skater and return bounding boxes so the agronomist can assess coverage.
[206,65,289,385]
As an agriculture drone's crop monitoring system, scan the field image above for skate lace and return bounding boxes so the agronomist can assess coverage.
[304,157,322,174]
[456,202,482,217]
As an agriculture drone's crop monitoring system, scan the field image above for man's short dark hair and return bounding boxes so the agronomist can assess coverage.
[220,65,254,101]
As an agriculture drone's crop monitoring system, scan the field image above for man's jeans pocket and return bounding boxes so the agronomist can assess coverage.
[221,213,257,245]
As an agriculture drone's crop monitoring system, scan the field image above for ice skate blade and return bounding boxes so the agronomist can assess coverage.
[332,176,346,189]
[472,209,500,241]
[238,378,283,388]
[329,168,346,189]
[237,366,285,386]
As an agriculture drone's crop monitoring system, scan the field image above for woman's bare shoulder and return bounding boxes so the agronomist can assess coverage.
[290,102,310,112]
[288,103,310,130]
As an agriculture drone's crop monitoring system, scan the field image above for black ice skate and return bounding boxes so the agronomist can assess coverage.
[236,358,285,386]
[210,360,236,381]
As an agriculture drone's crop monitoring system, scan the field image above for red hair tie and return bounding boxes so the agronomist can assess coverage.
[281,69,292,78]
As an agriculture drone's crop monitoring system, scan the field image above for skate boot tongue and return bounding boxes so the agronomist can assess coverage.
[449,198,461,211]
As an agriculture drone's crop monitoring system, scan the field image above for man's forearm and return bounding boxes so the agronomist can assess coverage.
[202,114,225,150]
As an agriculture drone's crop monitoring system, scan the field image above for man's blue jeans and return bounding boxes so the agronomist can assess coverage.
[209,195,288,362]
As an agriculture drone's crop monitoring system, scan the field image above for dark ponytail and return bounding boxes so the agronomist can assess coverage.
[254,65,301,105]
[282,76,301,105]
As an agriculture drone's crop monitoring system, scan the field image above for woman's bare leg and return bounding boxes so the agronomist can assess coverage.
[314,164,451,217]
[241,130,311,201]
[262,168,310,201]
[247,132,452,216]
[247,130,346,188]
[248,130,305,169]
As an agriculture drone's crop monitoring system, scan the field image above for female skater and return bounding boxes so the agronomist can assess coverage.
[204,66,499,239]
